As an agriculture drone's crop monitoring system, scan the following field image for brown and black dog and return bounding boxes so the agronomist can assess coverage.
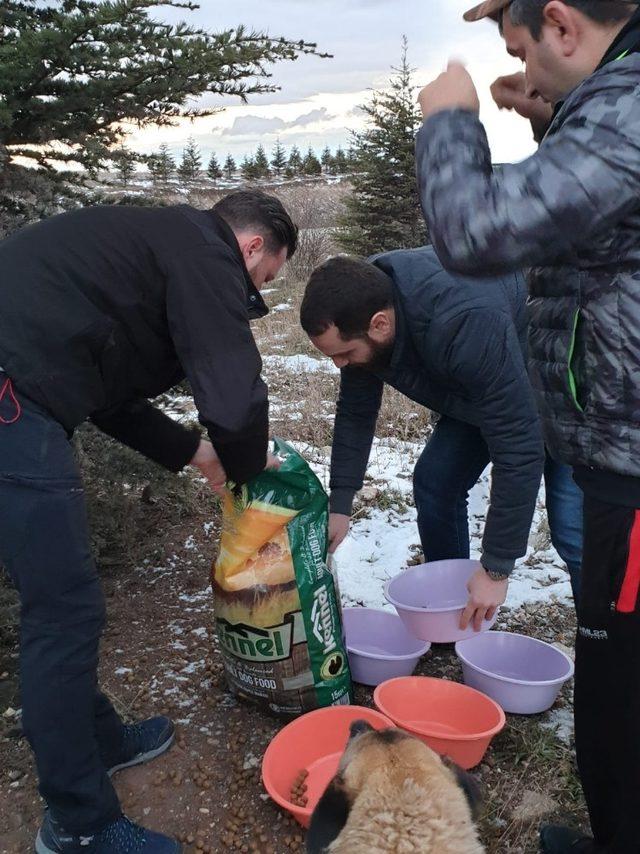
[306,721,484,854]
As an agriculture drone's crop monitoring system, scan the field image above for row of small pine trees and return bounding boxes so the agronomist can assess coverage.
[111,139,353,186]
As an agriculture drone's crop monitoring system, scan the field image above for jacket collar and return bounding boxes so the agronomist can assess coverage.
[597,4,640,70]
[179,205,269,320]
[369,255,418,375]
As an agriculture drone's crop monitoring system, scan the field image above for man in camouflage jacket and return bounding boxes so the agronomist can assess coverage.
[416,1,640,852]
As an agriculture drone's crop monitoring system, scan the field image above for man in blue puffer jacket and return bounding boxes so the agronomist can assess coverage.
[300,248,582,629]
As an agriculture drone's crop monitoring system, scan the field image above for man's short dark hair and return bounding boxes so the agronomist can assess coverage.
[500,0,635,39]
[213,190,298,259]
[300,256,394,338]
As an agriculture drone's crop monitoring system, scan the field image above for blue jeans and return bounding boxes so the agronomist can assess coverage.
[413,416,584,603]
[0,378,124,834]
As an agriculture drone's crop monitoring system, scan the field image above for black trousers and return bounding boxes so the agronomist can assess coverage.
[575,491,640,853]
[0,378,123,834]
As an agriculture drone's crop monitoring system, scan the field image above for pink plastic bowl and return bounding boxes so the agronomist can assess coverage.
[374,676,505,769]
[384,559,498,644]
[455,631,575,714]
[343,607,431,686]
[261,705,394,827]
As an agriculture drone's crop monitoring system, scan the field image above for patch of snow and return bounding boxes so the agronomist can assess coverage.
[272,303,292,312]
[314,438,573,613]
[541,707,574,745]
[263,354,338,375]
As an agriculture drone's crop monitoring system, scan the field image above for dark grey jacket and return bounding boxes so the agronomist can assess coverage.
[416,55,640,502]
[329,247,544,576]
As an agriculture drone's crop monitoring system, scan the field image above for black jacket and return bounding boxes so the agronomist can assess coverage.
[329,247,545,576]
[0,204,269,484]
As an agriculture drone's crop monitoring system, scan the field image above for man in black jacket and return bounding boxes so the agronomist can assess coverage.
[300,249,581,629]
[0,191,297,854]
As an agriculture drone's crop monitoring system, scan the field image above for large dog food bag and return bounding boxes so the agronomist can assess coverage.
[212,438,352,717]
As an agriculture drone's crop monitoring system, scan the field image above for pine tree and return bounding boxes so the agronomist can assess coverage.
[112,147,138,186]
[177,137,202,184]
[346,145,359,171]
[338,39,428,256]
[333,146,348,174]
[286,145,304,178]
[241,155,257,181]
[321,146,334,174]
[148,143,175,185]
[303,147,322,177]
[0,1,327,172]
[207,153,222,181]
[271,139,287,177]
[253,144,271,179]
[224,154,237,180]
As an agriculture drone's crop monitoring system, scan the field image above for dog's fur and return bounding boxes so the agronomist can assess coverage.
[306,722,484,854]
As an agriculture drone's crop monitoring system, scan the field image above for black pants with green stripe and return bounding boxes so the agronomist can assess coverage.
[575,492,640,852]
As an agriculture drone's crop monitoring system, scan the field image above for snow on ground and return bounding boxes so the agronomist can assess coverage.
[294,438,573,612]
[262,354,339,375]
[541,707,574,745]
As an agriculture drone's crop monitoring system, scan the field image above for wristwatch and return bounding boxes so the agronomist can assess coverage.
[484,568,507,582]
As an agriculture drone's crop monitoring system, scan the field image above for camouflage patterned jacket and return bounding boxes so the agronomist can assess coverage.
[416,55,640,491]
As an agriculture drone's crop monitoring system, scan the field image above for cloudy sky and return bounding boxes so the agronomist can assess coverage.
[127,0,537,166]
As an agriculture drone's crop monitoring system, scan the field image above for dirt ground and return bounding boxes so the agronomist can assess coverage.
[0,506,588,854]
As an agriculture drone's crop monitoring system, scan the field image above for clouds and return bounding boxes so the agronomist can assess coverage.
[128,1,536,165]
[222,107,334,137]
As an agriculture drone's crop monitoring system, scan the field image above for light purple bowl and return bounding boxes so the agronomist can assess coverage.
[342,608,431,686]
[384,560,498,644]
[455,631,575,714]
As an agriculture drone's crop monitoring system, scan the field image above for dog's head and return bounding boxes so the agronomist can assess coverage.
[305,721,482,854]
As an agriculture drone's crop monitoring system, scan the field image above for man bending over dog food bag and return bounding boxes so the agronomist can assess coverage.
[416,1,640,850]
[0,190,296,854]
[301,249,583,630]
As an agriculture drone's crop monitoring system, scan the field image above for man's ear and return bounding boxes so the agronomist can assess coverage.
[368,308,393,342]
[442,757,483,819]
[306,774,352,853]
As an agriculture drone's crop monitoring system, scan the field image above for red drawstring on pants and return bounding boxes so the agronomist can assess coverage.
[0,378,22,425]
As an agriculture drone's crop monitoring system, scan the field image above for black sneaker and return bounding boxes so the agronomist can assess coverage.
[106,716,175,776]
[540,825,596,853]
[35,812,182,853]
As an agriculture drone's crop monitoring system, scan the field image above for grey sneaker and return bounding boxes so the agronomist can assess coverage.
[35,812,182,853]
[105,716,175,776]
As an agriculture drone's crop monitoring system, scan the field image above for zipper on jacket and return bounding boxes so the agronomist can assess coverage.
[567,309,584,413]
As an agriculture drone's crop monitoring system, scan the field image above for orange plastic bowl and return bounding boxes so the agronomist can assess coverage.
[261,705,394,827]
[373,676,505,770]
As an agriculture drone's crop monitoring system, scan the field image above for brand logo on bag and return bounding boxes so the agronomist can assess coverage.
[311,585,338,657]
[217,618,293,662]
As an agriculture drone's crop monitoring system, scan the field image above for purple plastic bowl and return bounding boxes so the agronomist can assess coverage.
[342,608,431,686]
[455,631,575,714]
[384,560,498,644]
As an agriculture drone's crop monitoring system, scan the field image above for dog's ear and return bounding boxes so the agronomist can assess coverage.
[306,774,352,854]
[442,757,483,819]
[348,719,374,739]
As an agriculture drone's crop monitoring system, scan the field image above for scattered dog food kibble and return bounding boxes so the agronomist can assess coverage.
[289,769,309,806]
